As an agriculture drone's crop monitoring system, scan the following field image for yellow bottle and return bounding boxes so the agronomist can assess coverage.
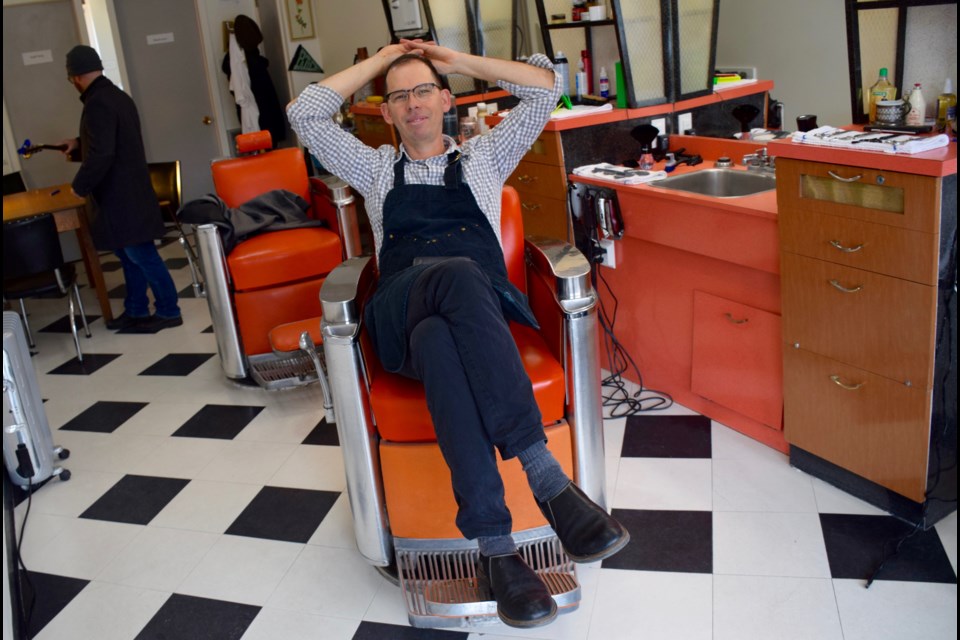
[868,68,896,124]
[936,79,957,132]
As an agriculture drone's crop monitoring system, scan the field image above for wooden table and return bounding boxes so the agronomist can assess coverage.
[3,183,114,322]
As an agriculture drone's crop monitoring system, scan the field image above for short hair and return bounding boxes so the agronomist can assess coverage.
[384,54,444,92]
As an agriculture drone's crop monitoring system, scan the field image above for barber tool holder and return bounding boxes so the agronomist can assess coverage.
[569,182,624,264]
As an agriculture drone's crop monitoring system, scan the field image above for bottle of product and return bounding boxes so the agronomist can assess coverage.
[572,0,586,22]
[581,49,593,96]
[868,67,896,124]
[936,78,957,132]
[906,83,925,126]
[575,58,587,99]
[599,66,610,98]
[476,102,489,134]
[554,51,571,97]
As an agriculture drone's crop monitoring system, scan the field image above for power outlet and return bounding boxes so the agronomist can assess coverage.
[678,112,693,135]
[651,118,667,140]
[599,238,617,268]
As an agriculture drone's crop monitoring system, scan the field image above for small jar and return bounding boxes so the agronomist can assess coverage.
[459,117,478,143]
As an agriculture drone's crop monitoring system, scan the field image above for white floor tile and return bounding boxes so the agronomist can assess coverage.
[307,493,358,548]
[712,454,817,513]
[612,457,713,511]
[267,445,346,491]
[713,511,832,578]
[234,407,320,444]
[149,479,262,533]
[21,517,142,580]
[713,575,843,640]
[240,607,360,640]
[810,478,888,516]
[113,401,208,438]
[711,420,780,461]
[265,545,383,618]
[588,569,712,640]
[177,534,303,606]
[123,435,227,479]
[935,511,957,575]
[48,431,165,475]
[33,581,169,640]
[833,579,957,640]
[95,526,219,591]
[18,469,125,518]
[195,439,297,485]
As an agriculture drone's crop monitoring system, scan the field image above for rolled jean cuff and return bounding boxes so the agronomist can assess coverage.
[498,429,549,461]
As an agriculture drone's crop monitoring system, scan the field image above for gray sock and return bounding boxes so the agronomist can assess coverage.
[518,440,570,502]
[478,534,517,557]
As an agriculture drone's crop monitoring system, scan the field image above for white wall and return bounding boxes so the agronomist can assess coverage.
[313,0,389,84]
[716,0,851,127]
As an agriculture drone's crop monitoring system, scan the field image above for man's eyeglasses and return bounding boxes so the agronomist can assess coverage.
[385,82,441,105]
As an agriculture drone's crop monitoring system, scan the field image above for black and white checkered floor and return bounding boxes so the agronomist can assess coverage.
[7,238,957,639]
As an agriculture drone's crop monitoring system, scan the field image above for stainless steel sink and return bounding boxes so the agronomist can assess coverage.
[650,169,776,198]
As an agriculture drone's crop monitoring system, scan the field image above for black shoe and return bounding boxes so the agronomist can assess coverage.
[118,315,183,334]
[105,312,150,331]
[537,482,630,563]
[477,553,557,628]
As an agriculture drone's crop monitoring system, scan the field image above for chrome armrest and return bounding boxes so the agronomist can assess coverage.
[195,224,246,379]
[524,235,597,316]
[320,256,375,339]
[311,175,362,260]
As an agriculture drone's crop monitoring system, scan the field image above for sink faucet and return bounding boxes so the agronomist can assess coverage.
[742,148,775,172]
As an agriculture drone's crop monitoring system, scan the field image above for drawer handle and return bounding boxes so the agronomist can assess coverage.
[830,374,864,391]
[827,170,863,183]
[829,279,862,293]
[724,313,749,325]
[521,202,542,211]
[517,175,537,184]
[829,240,864,253]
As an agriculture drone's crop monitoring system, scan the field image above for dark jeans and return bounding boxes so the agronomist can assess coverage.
[115,241,180,319]
[397,259,545,539]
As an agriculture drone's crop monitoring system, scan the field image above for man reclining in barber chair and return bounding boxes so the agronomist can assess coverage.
[289,41,628,629]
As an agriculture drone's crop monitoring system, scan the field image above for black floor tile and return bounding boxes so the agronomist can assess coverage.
[139,353,215,376]
[225,486,340,543]
[47,353,120,375]
[621,414,712,458]
[108,284,126,299]
[178,284,201,299]
[820,513,957,584]
[22,571,89,638]
[135,594,259,640]
[164,257,189,270]
[38,314,100,333]
[173,404,264,440]
[79,475,190,525]
[202,324,214,333]
[302,418,340,446]
[59,400,148,433]
[353,621,465,639]
[99,260,123,272]
[602,509,713,573]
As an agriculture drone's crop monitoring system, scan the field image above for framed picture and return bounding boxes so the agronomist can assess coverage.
[287,0,315,41]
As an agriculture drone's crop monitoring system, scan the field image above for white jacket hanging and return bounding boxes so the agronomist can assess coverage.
[228,33,260,134]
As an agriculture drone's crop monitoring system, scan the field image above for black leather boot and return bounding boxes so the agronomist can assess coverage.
[477,552,557,628]
[537,481,630,562]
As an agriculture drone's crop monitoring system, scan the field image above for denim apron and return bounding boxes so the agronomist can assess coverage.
[364,151,537,372]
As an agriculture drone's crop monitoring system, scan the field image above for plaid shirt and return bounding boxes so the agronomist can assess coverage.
[287,54,561,256]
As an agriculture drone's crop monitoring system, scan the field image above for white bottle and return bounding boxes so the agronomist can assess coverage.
[575,58,587,99]
[554,51,570,97]
[599,66,610,98]
[476,102,489,134]
[906,82,926,126]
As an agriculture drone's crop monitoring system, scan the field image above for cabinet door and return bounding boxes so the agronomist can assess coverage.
[514,192,569,241]
[783,347,931,502]
[781,252,937,388]
[691,291,783,429]
[506,160,567,199]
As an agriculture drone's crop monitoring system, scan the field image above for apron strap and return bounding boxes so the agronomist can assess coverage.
[392,150,462,189]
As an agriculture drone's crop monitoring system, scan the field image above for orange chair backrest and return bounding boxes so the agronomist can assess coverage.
[500,186,526,294]
[211,133,310,208]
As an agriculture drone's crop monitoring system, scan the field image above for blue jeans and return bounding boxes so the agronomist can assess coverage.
[115,241,180,319]
[397,259,546,539]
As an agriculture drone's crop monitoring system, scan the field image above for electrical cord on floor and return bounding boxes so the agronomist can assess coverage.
[16,476,37,638]
[592,263,673,418]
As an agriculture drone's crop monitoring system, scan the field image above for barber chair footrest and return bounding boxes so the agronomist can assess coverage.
[248,352,319,390]
[395,530,580,628]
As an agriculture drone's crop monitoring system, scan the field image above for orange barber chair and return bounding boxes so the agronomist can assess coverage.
[193,131,361,409]
[320,186,606,628]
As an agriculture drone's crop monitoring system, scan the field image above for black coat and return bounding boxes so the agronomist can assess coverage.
[71,75,164,251]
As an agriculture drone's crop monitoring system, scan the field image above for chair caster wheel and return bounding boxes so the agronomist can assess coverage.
[58,469,71,482]
[58,448,70,460]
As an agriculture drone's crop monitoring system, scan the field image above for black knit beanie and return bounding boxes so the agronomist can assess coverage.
[66,45,103,76]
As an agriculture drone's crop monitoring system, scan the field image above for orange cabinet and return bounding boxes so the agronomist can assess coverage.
[507,129,570,241]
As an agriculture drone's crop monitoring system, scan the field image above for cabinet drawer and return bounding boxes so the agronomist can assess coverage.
[779,209,938,285]
[777,158,939,233]
[780,252,936,388]
[783,347,931,502]
[507,160,567,199]
[522,129,563,167]
[691,291,783,429]
[514,192,569,241]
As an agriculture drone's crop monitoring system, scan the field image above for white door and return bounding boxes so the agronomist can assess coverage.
[112,0,220,201]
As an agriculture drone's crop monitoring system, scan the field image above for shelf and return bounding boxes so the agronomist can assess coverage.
[545,20,617,29]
